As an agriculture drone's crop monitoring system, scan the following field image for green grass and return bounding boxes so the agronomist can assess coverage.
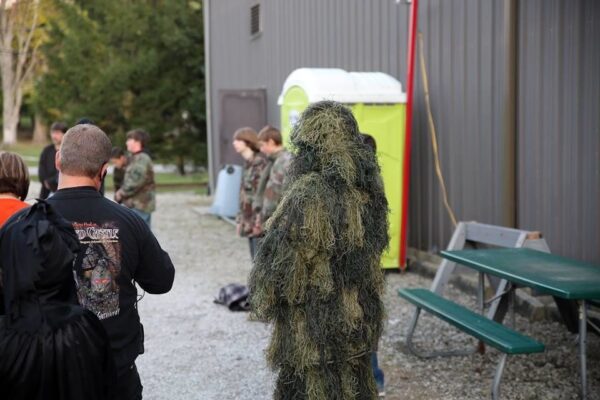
[5,141,207,192]
[0,141,48,167]
[155,171,207,185]
[193,186,209,196]
[104,171,207,191]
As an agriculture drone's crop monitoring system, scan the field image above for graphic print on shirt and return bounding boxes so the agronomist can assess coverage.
[72,222,121,320]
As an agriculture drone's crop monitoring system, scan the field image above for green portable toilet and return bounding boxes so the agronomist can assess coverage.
[278,68,407,269]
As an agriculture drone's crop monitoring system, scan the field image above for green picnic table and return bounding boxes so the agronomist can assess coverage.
[441,248,600,400]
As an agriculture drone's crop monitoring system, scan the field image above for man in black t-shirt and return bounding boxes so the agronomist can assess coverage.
[110,147,128,195]
[38,121,67,199]
[48,124,175,400]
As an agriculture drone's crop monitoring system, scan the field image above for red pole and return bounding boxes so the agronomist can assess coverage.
[399,0,419,271]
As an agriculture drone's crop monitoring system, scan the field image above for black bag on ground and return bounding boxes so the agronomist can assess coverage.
[214,283,250,311]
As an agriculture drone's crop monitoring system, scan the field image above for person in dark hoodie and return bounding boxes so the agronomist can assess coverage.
[47,124,175,400]
[38,121,68,199]
[361,133,386,398]
[0,201,116,400]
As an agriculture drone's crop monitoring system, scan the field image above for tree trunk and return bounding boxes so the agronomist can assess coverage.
[177,155,186,175]
[2,110,19,145]
[0,0,41,145]
[0,20,17,145]
[1,78,21,145]
[32,113,47,144]
[1,82,20,145]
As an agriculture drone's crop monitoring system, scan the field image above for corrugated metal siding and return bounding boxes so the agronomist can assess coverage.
[410,0,507,253]
[207,0,411,167]
[517,0,600,262]
[206,0,600,262]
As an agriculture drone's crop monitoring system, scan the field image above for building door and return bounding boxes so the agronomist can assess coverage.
[218,89,267,166]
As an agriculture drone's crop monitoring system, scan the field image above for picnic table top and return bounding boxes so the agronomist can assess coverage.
[441,248,600,300]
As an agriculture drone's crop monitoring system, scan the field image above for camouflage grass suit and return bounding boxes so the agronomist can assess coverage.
[249,101,389,400]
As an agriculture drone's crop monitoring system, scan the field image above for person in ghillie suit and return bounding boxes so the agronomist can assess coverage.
[249,101,389,399]
[232,127,268,259]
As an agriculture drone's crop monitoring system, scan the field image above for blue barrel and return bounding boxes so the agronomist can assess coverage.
[210,164,242,218]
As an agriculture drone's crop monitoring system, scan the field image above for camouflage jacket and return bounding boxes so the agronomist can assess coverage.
[255,149,292,228]
[237,152,268,237]
[119,152,156,213]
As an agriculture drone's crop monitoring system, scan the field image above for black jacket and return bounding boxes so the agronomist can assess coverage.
[48,187,175,374]
[38,144,59,199]
[0,201,115,399]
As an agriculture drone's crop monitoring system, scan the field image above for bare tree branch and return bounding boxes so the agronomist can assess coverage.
[0,0,14,44]
[20,39,37,85]
[15,1,39,85]
[0,0,8,29]
[19,0,40,69]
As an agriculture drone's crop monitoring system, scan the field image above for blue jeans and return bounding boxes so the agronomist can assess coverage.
[131,208,152,228]
[371,352,385,394]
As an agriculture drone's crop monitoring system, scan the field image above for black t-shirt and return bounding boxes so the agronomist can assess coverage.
[48,186,175,374]
[38,144,58,199]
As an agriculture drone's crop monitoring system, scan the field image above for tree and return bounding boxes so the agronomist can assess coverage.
[35,0,206,169]
[0,0,41,145]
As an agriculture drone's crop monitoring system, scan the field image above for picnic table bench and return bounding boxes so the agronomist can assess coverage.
[399,288,544,355]
[399,247,600,399]
[398,286,544,400]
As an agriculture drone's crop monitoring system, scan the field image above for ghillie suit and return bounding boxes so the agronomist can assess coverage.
[249,101,389,399]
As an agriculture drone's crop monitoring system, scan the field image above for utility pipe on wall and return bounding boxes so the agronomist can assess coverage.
[502,0,518,228]
[399,0,419,270]
[203,0,214,194]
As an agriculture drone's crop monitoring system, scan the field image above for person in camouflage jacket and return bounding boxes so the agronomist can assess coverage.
[232,127,268,259]
[115,129,156,227]
[253,125,292,236]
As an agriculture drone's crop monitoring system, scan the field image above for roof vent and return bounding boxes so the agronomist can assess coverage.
[250,4,261,36]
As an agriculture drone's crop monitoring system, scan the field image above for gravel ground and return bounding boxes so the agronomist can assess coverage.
[126,191,599,400]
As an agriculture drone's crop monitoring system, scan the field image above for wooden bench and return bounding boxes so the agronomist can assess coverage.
[398,288,545,399]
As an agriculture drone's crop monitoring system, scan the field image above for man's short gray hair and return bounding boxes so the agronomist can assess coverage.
[60,124,112,178]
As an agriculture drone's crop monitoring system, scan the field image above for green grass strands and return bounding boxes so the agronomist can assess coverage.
[309,254,334,299]
[342,188,368,249]
[283,251,310,305]
[341,288,363,331]
[291,309,320,370]
[306,369,328,399]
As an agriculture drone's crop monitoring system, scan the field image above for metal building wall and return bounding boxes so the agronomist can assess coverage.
[204,0,600,262]
[409,0,508,253]
[517,0,600,262]
[205,0,411,160]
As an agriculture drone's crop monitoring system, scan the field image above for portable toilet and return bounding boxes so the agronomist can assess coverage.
[278,68,407,269]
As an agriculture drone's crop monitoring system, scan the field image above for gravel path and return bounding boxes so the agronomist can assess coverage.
[133,191,599,400]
